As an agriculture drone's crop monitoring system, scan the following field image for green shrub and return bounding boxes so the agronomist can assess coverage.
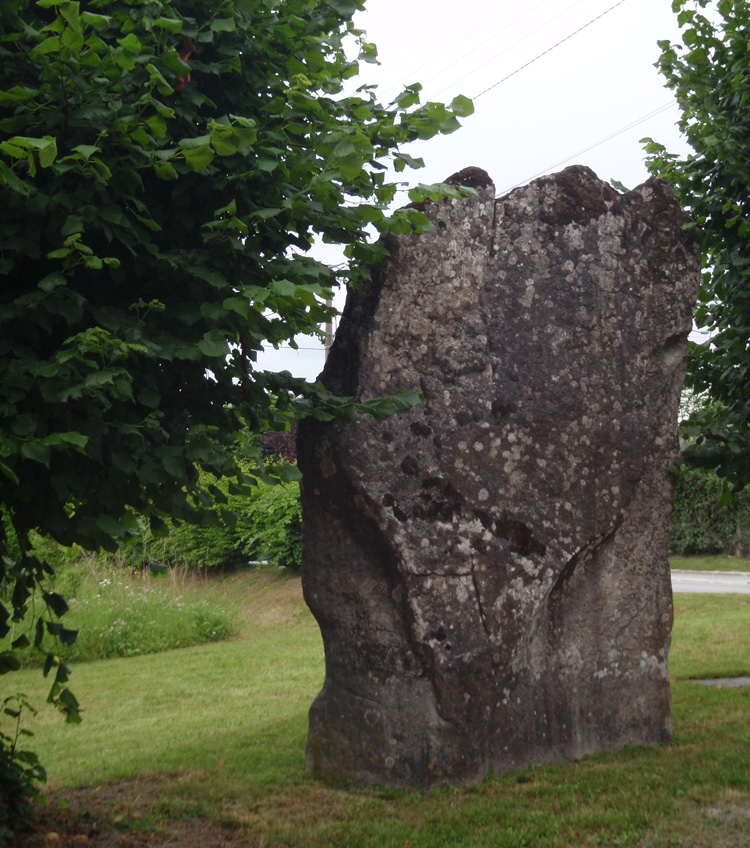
[0,695,46,841]
[3,470,303,589]
[130,514,243,571]
[126,474,302,571]
[671,466,750,556]
[238,481,302,569]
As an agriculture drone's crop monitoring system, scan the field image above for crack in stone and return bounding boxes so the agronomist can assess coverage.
[470,556,492,640]
[615,599,650,640]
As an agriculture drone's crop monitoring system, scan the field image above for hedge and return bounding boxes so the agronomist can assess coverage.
[670,465,750,557]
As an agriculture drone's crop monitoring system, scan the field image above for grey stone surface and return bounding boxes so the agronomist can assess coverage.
[298,165,701,787]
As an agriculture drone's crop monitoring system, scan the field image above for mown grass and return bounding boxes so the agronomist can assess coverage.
[9,573,750,848]
[670,553,750,572]
[671,593,750,680]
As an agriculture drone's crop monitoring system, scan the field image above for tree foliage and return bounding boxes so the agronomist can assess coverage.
[644,0,750,489]
[0,0,472,739]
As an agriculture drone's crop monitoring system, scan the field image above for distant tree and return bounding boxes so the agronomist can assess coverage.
[0,0,471,824]
[644,0,750,490]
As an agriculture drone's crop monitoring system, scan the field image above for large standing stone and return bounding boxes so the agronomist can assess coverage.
[297,165,700,787]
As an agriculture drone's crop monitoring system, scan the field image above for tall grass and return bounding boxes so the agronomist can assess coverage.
[1,557,236,666]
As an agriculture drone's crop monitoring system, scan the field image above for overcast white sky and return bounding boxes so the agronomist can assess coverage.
[259,0,691,381]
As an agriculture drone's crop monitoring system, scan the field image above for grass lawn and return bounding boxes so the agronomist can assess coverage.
[8,571,750,848]
[670,554,750,572]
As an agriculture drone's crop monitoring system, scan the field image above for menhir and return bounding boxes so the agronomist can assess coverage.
[297,165,700,787]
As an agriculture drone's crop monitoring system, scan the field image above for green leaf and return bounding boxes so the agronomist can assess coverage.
[72,144,101,161]
[146,63,173,95]
[0,651,21,674]
[154,160,178,181]
[30,36,61,57]
[10,414,37,436]
[118,32,142,54]
[254,207,281,220]
[42,591,69,617]
[222,296,251,317]
[61,25,85,54]
[161,455,185,478]
[209,123,257,156]
[330,0,359,15]
[145,115,167,139]
[255,157,278,173]
[80,11,111,30]
[7,136,57,168]
[210,17,236,32]
[20,441,51,466]
[159,50,192,76]
[47,431,89,450]
[58,688,81,723]
[154,17,183,34]
[279,464,303,482]
[610,178,630,193]
[183,144,215,172]
[179,134,212,150]
[270,279,296,297]
[0,460,19,486]
[95,514,126,536]
[213,198,237,216]
[0,86,36,105]
[197,333,229,357]
[450,94,474,118]
[149,516,170,538]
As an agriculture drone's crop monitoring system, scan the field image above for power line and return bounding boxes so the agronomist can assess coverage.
[372,0,525,98]
[495,99,676,196]
[431,0,592,101]
[474,0,629,100]
[398,0,559,99]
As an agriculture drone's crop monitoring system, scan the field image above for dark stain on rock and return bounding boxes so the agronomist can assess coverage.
[410,421,433,438]
[474,510,546,557]
[445,166,494,190]
[400,455,420,475]
[420,477,464,521]
[535,165,620,228]
[491,398,518,423]
[382,493,408,523]
[495,518,547,557]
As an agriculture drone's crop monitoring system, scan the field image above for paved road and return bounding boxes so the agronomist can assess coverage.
[671,569,750,594]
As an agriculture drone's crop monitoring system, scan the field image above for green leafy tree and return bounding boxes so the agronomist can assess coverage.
[0,0,472,813]
[644,0,750,489]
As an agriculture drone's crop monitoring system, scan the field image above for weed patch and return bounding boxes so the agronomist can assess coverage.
[1,561,236,666]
